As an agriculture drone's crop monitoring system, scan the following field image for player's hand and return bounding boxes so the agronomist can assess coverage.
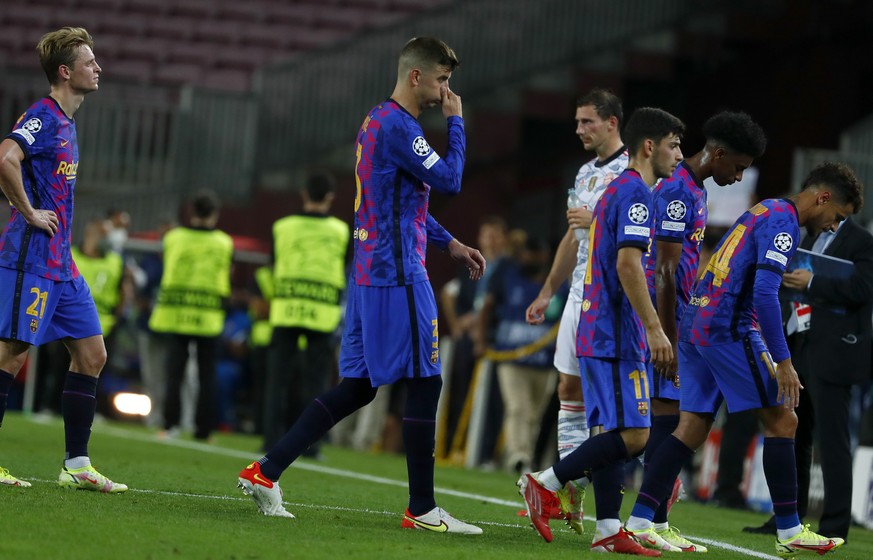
[25,209,59,237]
[775,359,802,409]
[447,239,485,280]
[647,327,673,371]
[657,344,679,380]
[566,207,593,230]
[525,293,551,325]
[441,84,462,119]
[781,269,812,291]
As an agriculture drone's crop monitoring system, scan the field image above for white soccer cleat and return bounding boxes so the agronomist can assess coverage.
[401,506,483,535]
[0,467,31,488]
[58,465,128,493]
[237,462,295,518]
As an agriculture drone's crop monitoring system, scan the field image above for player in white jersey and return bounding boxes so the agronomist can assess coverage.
[525,89,628,533]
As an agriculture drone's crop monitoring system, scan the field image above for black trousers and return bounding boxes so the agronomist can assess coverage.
[262,327,335,451]
[163,334,217,440]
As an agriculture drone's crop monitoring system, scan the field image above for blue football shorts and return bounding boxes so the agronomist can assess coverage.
[578,356,653,431]
[650,360,682,401]
[0,268,102,346]
[679,331,780,415]
[339,281,441,387]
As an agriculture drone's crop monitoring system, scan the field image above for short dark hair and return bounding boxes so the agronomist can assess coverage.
[37,27,94,85]
[191,189,220,219]
[479,214,508,231]
[398,37,459,75]
[802,162,864,214]
[306,171,336,202]
[702,111,767,158]
[577,89,624,127]
[623,107,685,155]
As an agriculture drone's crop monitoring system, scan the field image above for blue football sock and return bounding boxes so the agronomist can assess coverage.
[553,430,629,485]
[0,370,15,428]
[631,435,692,522]
[262,378,377,481]
[646,414,680,523]
[763,437,801,530]
[62,372,98,460]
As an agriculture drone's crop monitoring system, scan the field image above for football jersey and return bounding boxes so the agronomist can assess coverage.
[352,99,465,286]
[0,98,80,281]
[681,198,800,345]
[568,147,628,303]
[576,169,655,361]
[645,161,708,320]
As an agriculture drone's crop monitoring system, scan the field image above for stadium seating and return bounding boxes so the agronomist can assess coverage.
[0,0,453,92]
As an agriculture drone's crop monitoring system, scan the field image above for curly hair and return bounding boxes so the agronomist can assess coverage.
[702,111,767,158]
[802,162,864,213]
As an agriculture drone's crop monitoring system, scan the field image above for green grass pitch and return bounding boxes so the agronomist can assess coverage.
[1,412,871,559]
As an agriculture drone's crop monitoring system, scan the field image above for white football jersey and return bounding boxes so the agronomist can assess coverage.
[569,147,629,303]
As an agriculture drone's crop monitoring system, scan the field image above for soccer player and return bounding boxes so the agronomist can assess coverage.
[624,162,861,557]
[237,37,486,534]
[0,27,127,492]
[638,111,767,552]
[519,107,684,554]
[524,89,628,533]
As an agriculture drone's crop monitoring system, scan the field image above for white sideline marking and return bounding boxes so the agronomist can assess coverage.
[28,419,780,558]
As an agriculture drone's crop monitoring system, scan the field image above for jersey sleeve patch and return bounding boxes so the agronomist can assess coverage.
[661,221,685,232]
[624,225,650,236]
[11,117,42,145]
[765,250,789,266]
[422,151,440,169]
[412,136,431,156]
[628,203,649,224]
[666,199,687,220]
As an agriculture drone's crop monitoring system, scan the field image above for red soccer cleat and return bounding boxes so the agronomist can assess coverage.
[591,527,662,556]
[517,472,563,542]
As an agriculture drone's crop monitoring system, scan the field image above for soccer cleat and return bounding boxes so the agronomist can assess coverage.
[58,465,128,493]
[401,507,483,535]
[775,525,844,557]
[518,472,563,542]
[591,527,662,556]
[629,526,682,552]
[656,526,707,552]
[0,467,31,488]
[556,481,584,535]
[666,477,685,514]
[237,462,294,518]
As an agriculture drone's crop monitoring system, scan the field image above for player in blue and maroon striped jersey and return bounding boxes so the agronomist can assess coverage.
[238,37,485,534]
[631,111,766,552]
[0,27,126,492]
[519,107,684,554]
[626,162,861,557]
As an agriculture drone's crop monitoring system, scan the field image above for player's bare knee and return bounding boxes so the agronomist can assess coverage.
[673,412,711,450]
[557,373,583,401]
[621,427,650,455]
[759,407,797,438]
[0,339,31,374]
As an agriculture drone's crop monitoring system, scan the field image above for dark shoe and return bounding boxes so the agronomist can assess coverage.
[743,515,776,535]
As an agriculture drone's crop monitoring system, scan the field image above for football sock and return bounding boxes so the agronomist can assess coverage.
[62,372,98,460]
[404,377,442,516]
[630,435,693,522]
[763,437,801,531]
[591,461,626,522]
[646,413,679,524]
[0,370,14,428]
[553,430,628,485]
[262,378,377,481]
[557,400,590,487]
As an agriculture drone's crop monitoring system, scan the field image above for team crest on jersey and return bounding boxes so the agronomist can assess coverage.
[672,374,680,389]
[628,203,649,224]
[412,136,431,156]
[582,299,591,312]
[666,200,686,220]
[637,401,649,416]
[587,177,598,191]
[774,232,793,252]
[30,319,39,333]
[431,350,439,364]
